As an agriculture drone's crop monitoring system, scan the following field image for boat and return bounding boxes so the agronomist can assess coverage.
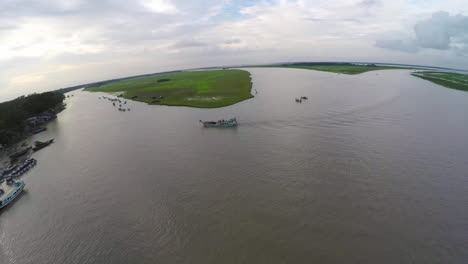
[33,139,54,152]
[0,181,25,209]
[0,164,18,176]
[10,158,37,178]
[200,118,238,128]
[2,164,17,176]
[301,96,308,100]
[9,147,32,159]
[32,127,47,134]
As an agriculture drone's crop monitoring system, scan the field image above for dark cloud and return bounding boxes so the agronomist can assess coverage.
[376,11,468,55]
[172,40,207,48]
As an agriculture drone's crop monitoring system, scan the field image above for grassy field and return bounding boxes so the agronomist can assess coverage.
[250,63,404,75]
[412,71,468,92]
[86,70,253,108]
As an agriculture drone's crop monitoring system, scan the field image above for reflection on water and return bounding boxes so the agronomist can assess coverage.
[1,68,467,264]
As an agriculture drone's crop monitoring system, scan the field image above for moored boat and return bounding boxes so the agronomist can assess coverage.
[32,139,54,152]
[200,118,238,128]
[0,181,25,209]
[9,147,32,159]
[10,158,37,178]
[1,164,17,176]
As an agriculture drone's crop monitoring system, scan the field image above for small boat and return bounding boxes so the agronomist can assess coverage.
[295,98,302,103]
[301,96,308,100]
[32,139,54,152]
[200,118,238,128]
[31,127,47,134]
[0,181,26,209]
[9,147,32,159]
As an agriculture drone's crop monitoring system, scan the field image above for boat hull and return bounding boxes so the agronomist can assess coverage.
[0,181,25,209]
[200,118,238,128]
[202,122,238,128]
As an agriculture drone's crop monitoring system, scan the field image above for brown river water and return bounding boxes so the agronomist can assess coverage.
[0,68,467,263]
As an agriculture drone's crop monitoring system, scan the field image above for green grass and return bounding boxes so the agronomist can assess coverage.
[412,71,468,92]
[248,63,404,75]
[86,70,253,108]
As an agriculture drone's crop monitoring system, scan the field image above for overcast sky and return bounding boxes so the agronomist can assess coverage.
[1,0,467,101]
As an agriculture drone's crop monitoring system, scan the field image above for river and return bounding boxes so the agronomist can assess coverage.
[1,68,467,263]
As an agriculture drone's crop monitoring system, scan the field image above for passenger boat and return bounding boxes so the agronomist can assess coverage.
[0,181,25,209]
[32,139,54,152]
[200,118,238,128]
[3,164,18,175]
[9,147,32,159]
[10,158,37,178]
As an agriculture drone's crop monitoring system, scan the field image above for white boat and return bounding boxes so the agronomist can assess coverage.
[0,181,25,209]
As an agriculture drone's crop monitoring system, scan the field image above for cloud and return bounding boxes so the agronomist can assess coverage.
[141,0,178,14]
[172,40,207,48]
[358,0,381,8]
[1,0,468,102]
[376,11,468,55]
[375,39,420,53]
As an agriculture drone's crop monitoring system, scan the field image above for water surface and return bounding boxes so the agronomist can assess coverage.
[1,68,467,263]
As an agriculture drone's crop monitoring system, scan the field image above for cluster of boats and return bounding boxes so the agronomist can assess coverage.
[295,96,308,103]
[0,158,32,209]
[1,139,54,210]
[99,96,131,112]
[8,139,54,160]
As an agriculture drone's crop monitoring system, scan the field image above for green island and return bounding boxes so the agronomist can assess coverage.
[86,69,253,108]
[412,71,468,92]
[252,62,404,75]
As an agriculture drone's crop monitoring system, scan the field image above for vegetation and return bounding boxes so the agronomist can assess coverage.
[252,62,404,75]
[86,70,253,108]
[0,92,65,146]
[412,71,468,92]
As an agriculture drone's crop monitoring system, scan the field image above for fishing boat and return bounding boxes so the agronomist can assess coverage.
[200,118,238,128]
[0,181,25,209]
[33,139,54,152]
[9,147,32,159]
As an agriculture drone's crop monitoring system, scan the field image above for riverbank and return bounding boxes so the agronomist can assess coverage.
[86,70,253,108]
[412,71,468,92]
[0,92,65,148]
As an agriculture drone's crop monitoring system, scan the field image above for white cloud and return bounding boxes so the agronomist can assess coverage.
[141,0,178,14]
[0,0,467,102]
[376,11,468,55]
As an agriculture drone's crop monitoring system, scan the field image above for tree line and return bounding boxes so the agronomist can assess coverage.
[0,92,65,146]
